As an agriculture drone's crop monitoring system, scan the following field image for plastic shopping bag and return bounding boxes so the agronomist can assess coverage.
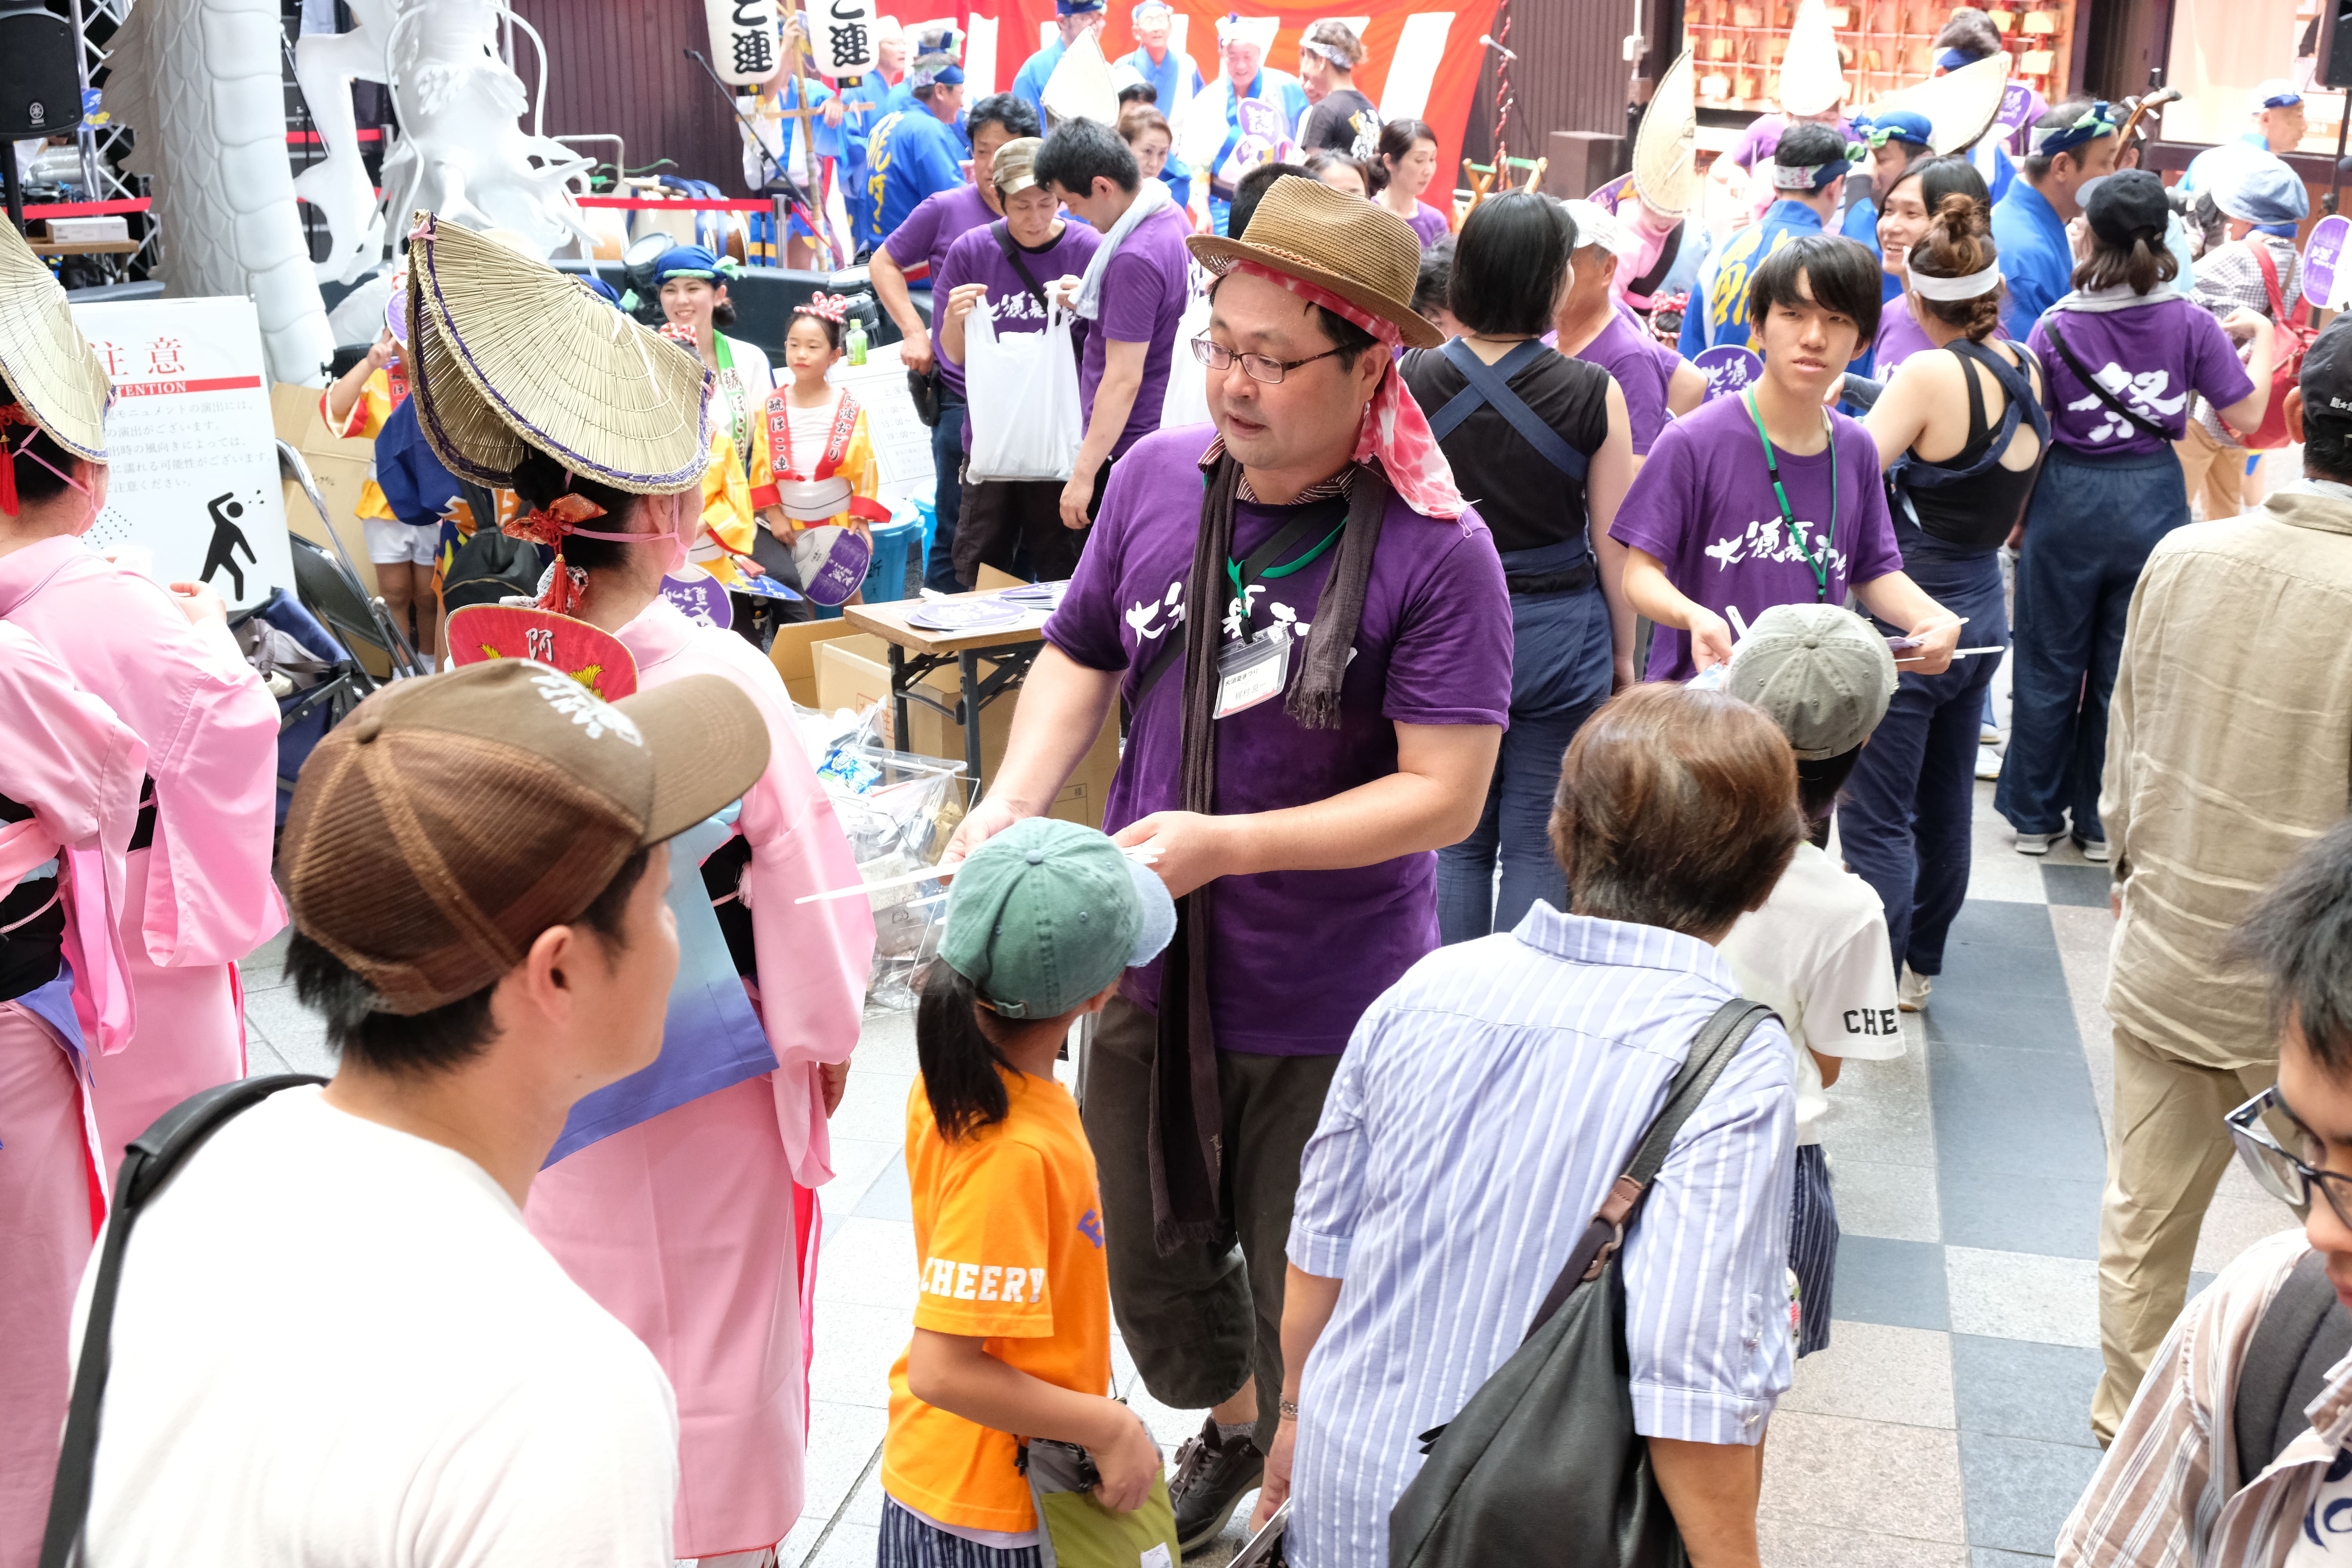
[1161,276,1213,430]
[965,297,1085,484]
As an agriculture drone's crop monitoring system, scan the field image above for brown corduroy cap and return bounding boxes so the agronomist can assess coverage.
[1187,176,1446,349]
[281,659,769,1014]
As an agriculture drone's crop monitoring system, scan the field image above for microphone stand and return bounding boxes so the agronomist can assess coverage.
[685,46,829,264]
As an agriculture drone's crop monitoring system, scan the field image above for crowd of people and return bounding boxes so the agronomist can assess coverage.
[11,6,2352,1567]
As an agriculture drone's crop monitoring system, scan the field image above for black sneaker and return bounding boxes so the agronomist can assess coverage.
[1170,1415,1265,1555]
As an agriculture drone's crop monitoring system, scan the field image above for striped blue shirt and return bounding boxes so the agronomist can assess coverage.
[1285,906,1797,1568]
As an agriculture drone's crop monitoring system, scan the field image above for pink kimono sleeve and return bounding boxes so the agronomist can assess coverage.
[139,622,289,969]
[733,700,877,1189]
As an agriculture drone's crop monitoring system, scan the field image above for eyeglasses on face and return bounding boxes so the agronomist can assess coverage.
[2229,1085,2352,1230]
[1189,335,1347,385]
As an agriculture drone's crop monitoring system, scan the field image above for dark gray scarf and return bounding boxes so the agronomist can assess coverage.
[1146,454,1389,1253]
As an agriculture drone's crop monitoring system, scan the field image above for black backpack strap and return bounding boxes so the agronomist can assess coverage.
[41,1073,327,1568]
[991,220,1052,314]
[2042,318,2169,442]
[1627,220,1682,301]
[1523,999,1777,1339]
[2233,1248,2352,1486]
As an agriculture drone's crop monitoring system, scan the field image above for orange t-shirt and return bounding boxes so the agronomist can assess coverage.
[881,1067,1112,1535]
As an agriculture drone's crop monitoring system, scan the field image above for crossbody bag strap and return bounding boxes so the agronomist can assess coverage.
[2042,318,2169,441]
[1628,221,1682,300]
[1523,999,1776,1341]
[40,1073,328,1568]
[991,220,1052,314]
[1428,338,1592,482]
[2252,240,2291,325]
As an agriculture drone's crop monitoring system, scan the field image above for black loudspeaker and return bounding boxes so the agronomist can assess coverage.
[0,3,80,140]
[2325,0,2352,90]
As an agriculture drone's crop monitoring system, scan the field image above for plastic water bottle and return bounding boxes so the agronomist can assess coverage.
[846,317,868,366]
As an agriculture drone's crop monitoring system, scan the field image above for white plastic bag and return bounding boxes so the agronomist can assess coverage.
[1161,278,1213,430]
[964,297,1085,483]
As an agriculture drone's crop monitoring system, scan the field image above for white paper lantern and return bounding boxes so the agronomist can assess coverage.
[708,0,783,84]
[809,0,882,80]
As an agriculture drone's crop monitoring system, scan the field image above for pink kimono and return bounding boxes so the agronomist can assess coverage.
[525,595,874,1559]
[0,537,287,1167]
[0,622,149,1568]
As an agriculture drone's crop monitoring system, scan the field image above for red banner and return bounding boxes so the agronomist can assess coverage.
[963,0,1499,208]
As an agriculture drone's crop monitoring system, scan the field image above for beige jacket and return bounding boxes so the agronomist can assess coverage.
[2103,484,2352,1069]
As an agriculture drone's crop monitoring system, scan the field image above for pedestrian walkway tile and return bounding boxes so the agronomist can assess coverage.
[1759,1411,1967,1544]
[1938,1169,2101,1259]
[1931,1044,2106,1180]
[1949,1335,2103,1449]
[1829,1156,1943,1244]
[1836,1236,1952,1332]
[1957,1430,2102,1556]
[1782,1321,1956,1428]
[1944,1248,2099,1350]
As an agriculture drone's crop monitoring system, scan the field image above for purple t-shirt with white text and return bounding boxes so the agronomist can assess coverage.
[933,218,1101,416]
[1575,305,1674,454]
[883,184,995,392]
[2025,294,2256,459]
[1082,203,1193,459]
[1042,425,1513,1055]
[1610,392,1905,681]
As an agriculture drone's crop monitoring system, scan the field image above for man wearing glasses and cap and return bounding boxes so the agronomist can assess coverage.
[2061,822,2352,1559]
[943,177,1510,1553]
[1991,99,2120,330]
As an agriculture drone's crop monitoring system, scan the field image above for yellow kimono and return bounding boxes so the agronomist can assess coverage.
[693,426,762,590]
[318,366,406,521]
[747,387,890,535]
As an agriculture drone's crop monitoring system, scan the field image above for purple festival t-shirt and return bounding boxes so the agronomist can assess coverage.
[1405,201,1451,248]
[1082,203,1193,459]
[1043,426,1514,1055]
[1574,305,1674,455]
[1611,392,1905,681]
[1871,295,1935,377]
[1730,113,1855,171]
[883,183,995,387]
[2025,294,2256,459]
[933,218,1102,419]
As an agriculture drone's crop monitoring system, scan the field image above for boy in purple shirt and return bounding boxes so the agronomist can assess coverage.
[1035,118,1195,536]
[1613,233,1963,682]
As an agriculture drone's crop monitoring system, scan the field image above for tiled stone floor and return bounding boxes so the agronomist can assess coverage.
[236,778,2299,1568]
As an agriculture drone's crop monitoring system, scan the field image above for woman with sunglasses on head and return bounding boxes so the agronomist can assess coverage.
[1400,192,1637,942]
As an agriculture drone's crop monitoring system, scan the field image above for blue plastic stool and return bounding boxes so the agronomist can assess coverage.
[865,505,928,603]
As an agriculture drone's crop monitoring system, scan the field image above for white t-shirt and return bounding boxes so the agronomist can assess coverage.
[2290,1450,2352,1561]
[777,389,844,476]
[68,1087,679,1567]
[1719,842,1905,1144]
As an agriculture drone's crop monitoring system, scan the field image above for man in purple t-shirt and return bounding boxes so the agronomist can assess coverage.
[1035,118,1196,537]
[1613,232,1964,682]
[868,93,1041,591]
[940,176,1509,1553]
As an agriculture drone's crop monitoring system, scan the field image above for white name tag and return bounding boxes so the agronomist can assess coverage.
[1214,630,1291,720]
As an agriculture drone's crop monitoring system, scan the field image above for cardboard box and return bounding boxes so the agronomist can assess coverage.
[813,632,1120,830]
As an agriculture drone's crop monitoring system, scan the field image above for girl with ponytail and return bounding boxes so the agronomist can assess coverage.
[1844,186,2043,1006]
[1998,169,2276,858]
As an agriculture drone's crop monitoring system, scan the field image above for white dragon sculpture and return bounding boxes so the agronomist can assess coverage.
[106,0,338,383]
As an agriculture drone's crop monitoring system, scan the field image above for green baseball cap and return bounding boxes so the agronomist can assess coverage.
[941,817,1176,1020]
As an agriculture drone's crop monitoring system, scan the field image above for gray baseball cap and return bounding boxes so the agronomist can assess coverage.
[1726,604,1898,760]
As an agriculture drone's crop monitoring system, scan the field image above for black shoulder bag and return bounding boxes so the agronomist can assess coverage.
[2233,1249,2352,1484]
[41,1074,327,1568]
[1389,1000,1776,1568]
[991,219,1054,315]
[2043,317,2170,442]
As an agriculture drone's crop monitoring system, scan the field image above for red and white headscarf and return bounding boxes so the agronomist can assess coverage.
[1226,260,1468,523]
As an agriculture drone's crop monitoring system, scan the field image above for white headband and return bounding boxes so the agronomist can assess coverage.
[1770,160,1837,190]
[1908,265,2004,301]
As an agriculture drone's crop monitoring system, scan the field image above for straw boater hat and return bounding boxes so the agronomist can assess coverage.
[0,218,112,464]
[1866,52,2009,154]
[405,213,711,495]
[1778,0,1847,119]
[1188,175,1444,348]
[1633,49,1697,218]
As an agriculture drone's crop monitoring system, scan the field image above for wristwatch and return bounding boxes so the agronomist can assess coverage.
[1278,1397,1300,1420]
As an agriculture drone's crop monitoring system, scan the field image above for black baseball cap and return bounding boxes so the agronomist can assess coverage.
[2305,315,2352,426]
[2084,169,2171,251]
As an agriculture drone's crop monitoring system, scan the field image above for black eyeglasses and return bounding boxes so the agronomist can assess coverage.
[2228,1085,2352,1229]
[1189,335,1346,385]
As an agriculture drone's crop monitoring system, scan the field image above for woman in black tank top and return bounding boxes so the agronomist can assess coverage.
[1838,183,2044,1009]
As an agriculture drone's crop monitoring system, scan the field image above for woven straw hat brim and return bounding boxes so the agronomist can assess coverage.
[407,215,711,495]
[1186,176,1444,350]
[1633,51,1697,218]
[0,219,111,462]
[1779,0,1847,118]
[1867,53,2009,155]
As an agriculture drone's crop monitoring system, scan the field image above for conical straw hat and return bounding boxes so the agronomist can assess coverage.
[1866,53,2009,154]
[1633,50,1698,218]
[0,220,112,462]
[1778,0,1847,118]
[1043,29,1120,127]
[406,215,711,495]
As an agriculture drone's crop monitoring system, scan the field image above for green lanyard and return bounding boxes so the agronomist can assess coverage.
[1226,519,1347,605]
[1742,390,1835,603]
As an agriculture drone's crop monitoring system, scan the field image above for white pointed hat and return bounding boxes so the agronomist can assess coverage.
[1866,51,2009,154]
[1778,0,1847,118]
[1043,28,1121,125]
[0,219,112,463]
[1214,11,1279,51]
[1633,49,1698,218]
